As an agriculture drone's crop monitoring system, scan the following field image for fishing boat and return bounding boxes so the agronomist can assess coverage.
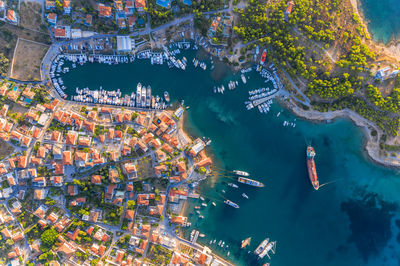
[238,176,264,187]
[200,196,205,201]
[258,241,276,259]
[212,202,216,206]
[199,233,205,237]
[254,238,269,255]
[224,200,239,208]
[306,146,319,190]
[241,237,251,248]
[164,91,170,102]
[194,206,200,209]
[201,203,207,207]
[233,170,249,176]
[242,193,249,199]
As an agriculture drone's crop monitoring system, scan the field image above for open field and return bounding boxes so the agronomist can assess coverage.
[10,38,49,81]
[0,20,50,76]
[0,140,14,160]
[136,156,154,178]
[19,1,45,32]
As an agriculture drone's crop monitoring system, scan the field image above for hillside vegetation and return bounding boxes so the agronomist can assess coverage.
[234,0,400,136]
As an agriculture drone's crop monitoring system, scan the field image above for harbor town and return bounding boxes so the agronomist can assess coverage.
[1,0,400,265]
[0,0,287,263]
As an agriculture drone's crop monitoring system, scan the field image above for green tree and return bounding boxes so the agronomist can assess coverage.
[41,228,58,250]
[127,200,135,210]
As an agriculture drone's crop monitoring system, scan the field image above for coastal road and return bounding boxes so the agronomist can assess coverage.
[280,68,310,106]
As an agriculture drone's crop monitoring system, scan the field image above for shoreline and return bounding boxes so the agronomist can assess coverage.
[282,99,400,169]
[349,0,400,61]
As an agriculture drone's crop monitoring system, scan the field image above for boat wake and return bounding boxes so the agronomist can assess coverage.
[318,178,342,189]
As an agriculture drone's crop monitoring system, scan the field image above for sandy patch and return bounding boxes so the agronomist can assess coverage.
[10,38,49,81]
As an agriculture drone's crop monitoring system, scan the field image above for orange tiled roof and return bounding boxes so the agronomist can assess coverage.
[135,0,146,8]
[62,151,73,165]
[54,28,66,37]
[91,175,102,184]
[99,4,112,17]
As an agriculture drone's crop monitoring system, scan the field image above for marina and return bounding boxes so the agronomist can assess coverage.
[51,36,283,114]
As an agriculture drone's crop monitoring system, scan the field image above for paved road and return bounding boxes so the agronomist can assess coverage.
[280,68,310,106]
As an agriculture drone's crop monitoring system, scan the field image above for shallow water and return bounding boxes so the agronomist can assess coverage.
[61,51,400,265]
[359,0,400,43]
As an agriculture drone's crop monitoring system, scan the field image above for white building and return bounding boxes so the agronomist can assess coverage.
[116,36,132,52]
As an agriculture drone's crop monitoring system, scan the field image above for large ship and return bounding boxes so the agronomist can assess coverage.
[306,146,319,190]
[224,200,239,209]
[241,237,251,248]
[233,170,249,176]
[136,83,142,107]
[254,238,269,255]
[238,176,264,187]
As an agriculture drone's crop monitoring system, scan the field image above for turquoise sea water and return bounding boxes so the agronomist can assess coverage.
[359,0,400,43]
[61,51,400,265]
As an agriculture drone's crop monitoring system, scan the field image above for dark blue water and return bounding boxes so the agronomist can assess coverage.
[61,52,400,265]
[359,0,400,43]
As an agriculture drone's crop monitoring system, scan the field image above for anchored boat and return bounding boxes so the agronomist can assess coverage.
[224,200,239,209]
[254,238,269,255]
[258,240,276,259]
[228,183,238,188]
[233,170,249,176]
[241,237,251,248]
[238,176,264,187]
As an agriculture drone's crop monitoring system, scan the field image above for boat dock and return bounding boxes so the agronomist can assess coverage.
[188,192,200,198]
[252,89,279,106]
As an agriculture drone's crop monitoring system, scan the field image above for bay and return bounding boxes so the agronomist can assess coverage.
[61,51,400,266]
[358,0,400,44]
